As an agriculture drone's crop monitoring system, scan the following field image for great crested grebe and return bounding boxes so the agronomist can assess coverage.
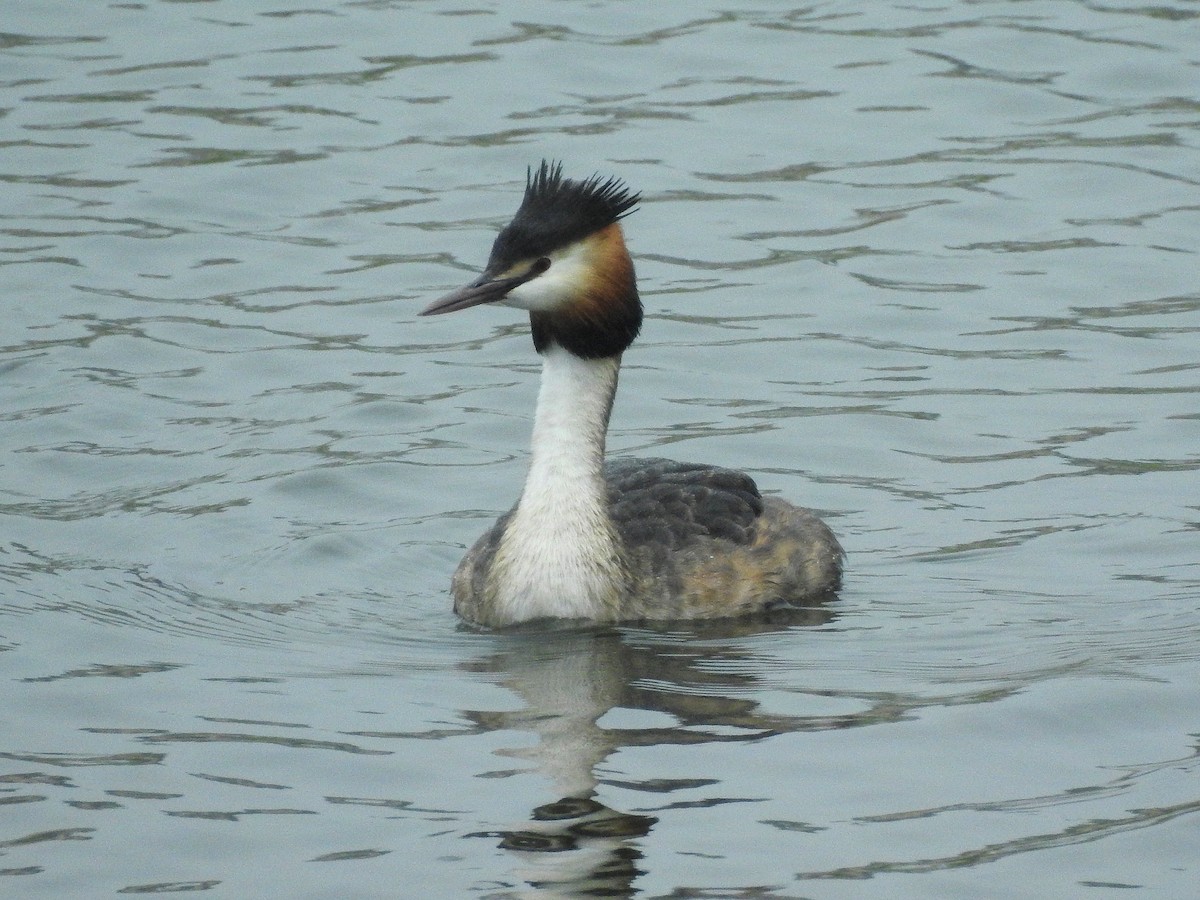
[421,161,843,627]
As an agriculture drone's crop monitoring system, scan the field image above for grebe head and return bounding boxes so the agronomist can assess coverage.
[421,161,643,359]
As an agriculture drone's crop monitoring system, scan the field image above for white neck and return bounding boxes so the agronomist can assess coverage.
[489,345,625,623]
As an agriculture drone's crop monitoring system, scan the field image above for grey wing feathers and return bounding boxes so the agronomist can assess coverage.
[605,457,764,549]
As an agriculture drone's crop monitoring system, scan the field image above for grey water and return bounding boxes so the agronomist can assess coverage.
[2,2,1198,897]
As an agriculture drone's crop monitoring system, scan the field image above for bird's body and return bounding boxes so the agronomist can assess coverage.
[422,163,842,627]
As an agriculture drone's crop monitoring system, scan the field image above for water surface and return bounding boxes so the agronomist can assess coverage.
[2,2,1198,897]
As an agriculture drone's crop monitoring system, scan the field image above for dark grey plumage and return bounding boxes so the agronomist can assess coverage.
[605,457,762,549]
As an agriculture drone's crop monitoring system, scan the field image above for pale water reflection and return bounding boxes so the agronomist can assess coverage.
[2,1,1199,897]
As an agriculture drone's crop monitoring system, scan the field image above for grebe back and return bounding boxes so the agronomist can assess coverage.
[421,162,842,627]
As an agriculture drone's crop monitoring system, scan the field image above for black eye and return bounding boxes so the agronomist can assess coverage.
[529,257,551,276]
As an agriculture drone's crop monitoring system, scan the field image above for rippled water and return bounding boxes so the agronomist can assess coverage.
[3,2,1198,897]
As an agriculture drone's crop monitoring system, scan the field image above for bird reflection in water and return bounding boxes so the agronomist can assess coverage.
[459,606,837,896]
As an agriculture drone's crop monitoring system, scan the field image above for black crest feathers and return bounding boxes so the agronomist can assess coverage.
[488,160,640,267]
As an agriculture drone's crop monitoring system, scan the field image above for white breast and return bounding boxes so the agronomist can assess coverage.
[488,346,625,623]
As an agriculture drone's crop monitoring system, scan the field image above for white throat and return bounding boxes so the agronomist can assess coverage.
[490,344,625,622]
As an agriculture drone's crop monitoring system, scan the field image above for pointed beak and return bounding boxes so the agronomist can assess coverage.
[419,272,524,316]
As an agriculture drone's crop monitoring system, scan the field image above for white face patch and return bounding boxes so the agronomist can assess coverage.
[502,240,593,313]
